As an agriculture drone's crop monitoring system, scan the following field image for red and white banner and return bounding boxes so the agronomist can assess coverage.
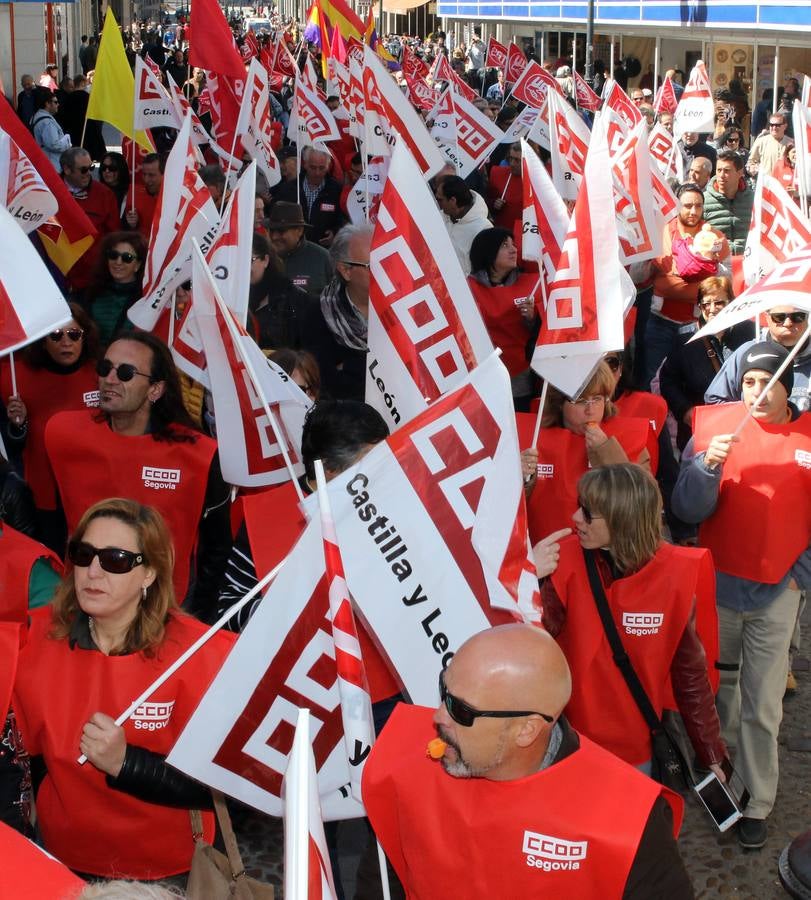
[650,163,679,224]
[346,156,389,225]
[450,70,478,103]
[190,241,309,487]
[510,59,562,109]
[501,105,549,151]
[289,73,341,147]
[316,464,375,804]
[648,122,684,182]
[167,515,365,821]
[743,172,811,287]
[366,138,493,430]
[129,115,220,326]
[283,710,339,900]
[546,88,590,202]
[791,75,811,203]
[0,131,57,234]
[402,44,430,82]
[611,123,663,264]
[695,241,811,339]
[673,60,714,138]
[272,38,299,79]
[346,56,366,141]
[653,76,679,115]
[505,43,528,84]
[362,45,445,178]
[521,137,569,284]
[134,56,177,131]
[428,51,454,86]
[485,36,508,71]
[166,74,241,165]
[404,72,439,113]
[431,89,504,179]
[0,204,72,354]
[235,59,282,188]
[574,71,601,111]
[242,30,260,60]
[323,352,539,703]
[601,80,642,155]
[531,115,633,397]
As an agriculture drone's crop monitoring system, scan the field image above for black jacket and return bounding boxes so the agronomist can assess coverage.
[248,271,316,351]
[273,175,346,246]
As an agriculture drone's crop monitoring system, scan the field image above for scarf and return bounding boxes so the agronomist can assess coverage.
[320,276,367,351]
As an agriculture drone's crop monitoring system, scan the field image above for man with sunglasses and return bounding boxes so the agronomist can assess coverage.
[363,625,692,898]
[747,113,793,178]
[44,333,231,622]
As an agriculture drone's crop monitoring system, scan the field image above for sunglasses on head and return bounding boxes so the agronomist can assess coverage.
[105,249,139,263]
[577,497,604,526]
[438,670,553,727]
[48,328,84,342]
[96,358,153,382]
[769,311,807,325]
[68,539,145,574]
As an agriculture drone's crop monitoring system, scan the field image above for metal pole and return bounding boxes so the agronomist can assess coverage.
[584,0,594,82]
[772,37,779,114]
[751,40,759,137]
[654,34,660,95]
[610,33,615,80]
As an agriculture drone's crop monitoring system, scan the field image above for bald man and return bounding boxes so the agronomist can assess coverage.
[362,625,693,899]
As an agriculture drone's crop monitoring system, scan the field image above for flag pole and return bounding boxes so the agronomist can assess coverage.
[130,137,137,214]
[8,351,17,398]
[500,171,512,201]
[77,553,289,764]
[530,377,548,448]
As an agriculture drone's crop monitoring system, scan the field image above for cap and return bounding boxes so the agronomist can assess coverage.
[739,340,794,397]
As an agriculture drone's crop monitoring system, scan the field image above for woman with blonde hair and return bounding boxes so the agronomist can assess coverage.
[13,498,235,881]
[535,463,726,778]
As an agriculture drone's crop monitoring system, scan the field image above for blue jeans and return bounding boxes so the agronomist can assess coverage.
[643,314,681,390]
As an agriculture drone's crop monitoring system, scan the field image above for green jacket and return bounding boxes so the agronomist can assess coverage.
[702,180,755,255]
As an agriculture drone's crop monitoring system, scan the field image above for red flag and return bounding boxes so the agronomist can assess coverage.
[610,124,663,264]
[190,0,246,79]
[206,71,245,158]
[450,70,478,102]
[402,44,430,81]
[511,59,563,109]
[505,43,528,84]
[602,80,642,155]
[653,76,678,114]
[236,60,282,188]
[574,71,601,112]
[485,36,508,71]
[346,36,365,67]
[546,88,590,201]
[241,30,260,60]
[429,52,455,85]
[404,72,438,112]
[273,38,300,79]
[329,22,348,64]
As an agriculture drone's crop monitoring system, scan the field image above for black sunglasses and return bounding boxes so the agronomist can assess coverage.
[48,328,84,342]
[577,496,604,526]
[438,670,553,727]
[100,163,118,172]
[68,540,146,574]
[769,311,807,325]
[603,355,621,372]
[179,280,192,292]
[96,358,153,382]
[105,249,139,263]
[74,164,93,174]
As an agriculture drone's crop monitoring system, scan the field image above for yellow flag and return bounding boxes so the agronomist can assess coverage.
[86,9,152,151]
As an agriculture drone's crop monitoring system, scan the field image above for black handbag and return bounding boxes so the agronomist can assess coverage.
[584,549,691,792]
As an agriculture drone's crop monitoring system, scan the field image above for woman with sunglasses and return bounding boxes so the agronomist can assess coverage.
[2,304,100,551]
[12,498,235,880]
[80,231,147,346]
[98,152,131,213]
[536,463,727,780]
[520,361,652,544]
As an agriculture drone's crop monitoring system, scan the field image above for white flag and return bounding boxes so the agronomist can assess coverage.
[546,88,590,202]
[0,131,58,233]
[432,90,504,179]
[673,60,714,138]
[235,59,282,189]
[134,56,178,131]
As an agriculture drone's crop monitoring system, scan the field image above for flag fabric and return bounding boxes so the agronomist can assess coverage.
[574,71,601,112]
[346,56,366,140]
[601,80,642,154]
[648,122,684,182]
[673,60,714,138]
[242,30,260,60]
[318,351,540,704]
[272,38,300,80]
[450,70,478,103]
[511,60,564,109]
[235,60,282,188]
[404,72,439,113]
[0,205,72,354]
[791,76,811,203]
[190,241,309,487]
[694,242,811,339]
[428,52,455,86]
[743,173,811,287]
[653,76,679,115]
[130,115,220,325]
[189,0,246,79]
[531,115,633,398]
[134,56,178,132]
[0,95,96,274]
[485,36,508,71]
[346,156,389,225]
[432,90,504,179]
[611,123,663,264]
[166,74,212,146]
[283,710,339,900]
[0,131,57,234]
[303,0,323,47]
[319,0,365,41]
[86,10,152,150]
[546,88,590,202]
[402,45,430,82]
[520,137,569,285]
[505,43,528,84]
[501,105,548,149]
[366,138,493,430]
[329,20,348,64]
[289,73,342,147]
[205,71,246,162]
[167,514,366,821]
[315,462,375,804]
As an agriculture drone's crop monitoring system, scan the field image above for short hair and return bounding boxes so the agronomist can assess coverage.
[676,182,704,200]
[469,226,514,273]
[769,112,787,125]
[329,223,373,270]
[437,175,472,207]
[141,152,165,173]
[716,149,743,171]
[49,498,177,655]
[302,145,330,166]
[545,361,618,427]
[577,464,662,572]
[300,400,388,479]
[34,86,56,110]
[198,163,225,188]
[269,348,321,400]
[697,275,733,303]
[60,146,90,172]
[251,231,283,274]
[689,157,712,174]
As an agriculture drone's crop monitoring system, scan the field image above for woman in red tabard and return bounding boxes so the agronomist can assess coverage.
[2,303,100,552]
[13,499,235,881]
[467,227,539,411]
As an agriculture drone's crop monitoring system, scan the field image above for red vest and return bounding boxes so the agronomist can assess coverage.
[518,416,651,543]
[0,358,99,509]
[0,523,62,624]
[44,410,216,601]
[551,537,716,764]
[468,271,538,377]
[13,608,235,879]
[0,822,86,898]
[363,704,682,899]
[243,484,400,703]
[131,185,159,238]
[693,402,811,583]
[487,166,523,229]
[614,389,667,472]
